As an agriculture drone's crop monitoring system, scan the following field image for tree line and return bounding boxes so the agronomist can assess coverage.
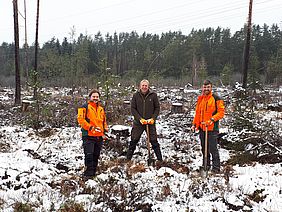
[0,23,282,87]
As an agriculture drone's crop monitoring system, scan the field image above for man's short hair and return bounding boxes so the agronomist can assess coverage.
[140,79,150,86]
[203,79,212,86]
[88,89,101,98]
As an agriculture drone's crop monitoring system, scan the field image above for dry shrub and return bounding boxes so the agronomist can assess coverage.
[35,127,56,138]
[60,179,78,197]
[127,163,146,176]
[160,102,171,111]
[247,189,267,203]
[13,202,35,212]
[58,200,85,212]
[0,198,4,211]
[0,140,10,153]
[162,184,171,197]
[156,160,189,174]
[99,158,128,173]
[103,138,127,158]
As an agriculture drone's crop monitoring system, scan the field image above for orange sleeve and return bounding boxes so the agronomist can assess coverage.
[192,96,202,128]
[103,111,108,132]
[212,99,225,121]
[77,107,91,131]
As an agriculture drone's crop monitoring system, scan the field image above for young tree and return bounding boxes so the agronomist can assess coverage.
[221,63,233,86]
[198,57,208,83]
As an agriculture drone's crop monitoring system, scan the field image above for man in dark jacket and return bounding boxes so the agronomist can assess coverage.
[126,79,163,161]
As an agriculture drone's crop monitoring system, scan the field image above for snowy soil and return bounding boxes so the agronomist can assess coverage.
[0,86,282,212]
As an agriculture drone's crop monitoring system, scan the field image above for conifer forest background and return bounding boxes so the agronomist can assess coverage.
[1,23,282,88]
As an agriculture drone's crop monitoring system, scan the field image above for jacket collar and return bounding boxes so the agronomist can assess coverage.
[201,91,213,99]
[88,100,100,107]
[138,89,151,96]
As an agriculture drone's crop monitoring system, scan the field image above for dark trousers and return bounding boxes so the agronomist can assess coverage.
[82,136,103,176]
[199,130,220,170]
[127,124,162,161]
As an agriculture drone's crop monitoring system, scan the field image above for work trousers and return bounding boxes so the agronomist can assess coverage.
[82,136,103,176]
[127,124,162,161]
[199,130,220,170]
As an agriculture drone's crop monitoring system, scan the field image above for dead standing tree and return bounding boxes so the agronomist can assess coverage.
[242,0,253,89]
[24,0,29,87]
[13,0,21,105]
[33,0,40,100]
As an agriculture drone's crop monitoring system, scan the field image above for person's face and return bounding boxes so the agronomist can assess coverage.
[90,92,100,103]
[202,84,212,95]
[140,81,149,94]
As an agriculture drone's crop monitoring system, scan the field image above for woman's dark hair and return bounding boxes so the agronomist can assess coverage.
[88,89,101,98]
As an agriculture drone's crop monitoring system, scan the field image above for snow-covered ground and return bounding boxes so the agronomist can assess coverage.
[0,86,281,211]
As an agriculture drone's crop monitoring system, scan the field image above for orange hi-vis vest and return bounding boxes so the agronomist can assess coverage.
[77,101,108,137]
[193,92,225,131]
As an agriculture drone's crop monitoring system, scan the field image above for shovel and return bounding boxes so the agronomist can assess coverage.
[200,124,209,178]
[146,124,155,166]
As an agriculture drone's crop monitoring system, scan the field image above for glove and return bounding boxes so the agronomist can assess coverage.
[102,135,108,141]
[90,126,101,133]
[205,119,214,126]
[191,125,196,132]
[147,118,155,125]
[140,118,148,125]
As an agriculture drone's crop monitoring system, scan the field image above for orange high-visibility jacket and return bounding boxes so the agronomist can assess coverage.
[77,101,108,137]
[193,92,225,131]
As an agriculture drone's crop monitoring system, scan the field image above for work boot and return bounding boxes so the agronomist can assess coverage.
[151,140,163,161]
[126,150,134,160]
[156,160,165,167]
[211,167,220,174]
[126,140,138,160]
[154,147,163,161]
[82,175,95,181]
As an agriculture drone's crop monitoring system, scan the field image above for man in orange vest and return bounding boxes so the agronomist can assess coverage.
[191,80,225,173]
[77,89,108,179]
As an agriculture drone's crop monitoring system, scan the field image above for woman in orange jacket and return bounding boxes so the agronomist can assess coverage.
[191,80,225,173]
[77,89,108,179]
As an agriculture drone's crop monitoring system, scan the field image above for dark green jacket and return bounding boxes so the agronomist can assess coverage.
[131,89,160,125]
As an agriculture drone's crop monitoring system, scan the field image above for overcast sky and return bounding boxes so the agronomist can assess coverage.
[1,0,282,46]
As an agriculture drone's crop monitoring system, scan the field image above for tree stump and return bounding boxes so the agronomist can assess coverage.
[22,100,34,112]
[111,125,130,138]
[171,102,183,113]
[123,100,130,106]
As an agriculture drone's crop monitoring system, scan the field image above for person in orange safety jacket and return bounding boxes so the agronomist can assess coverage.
[191,79,225,173]
[77,89,108,179]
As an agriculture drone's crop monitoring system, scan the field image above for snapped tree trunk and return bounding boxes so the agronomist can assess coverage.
[242,0,253,89]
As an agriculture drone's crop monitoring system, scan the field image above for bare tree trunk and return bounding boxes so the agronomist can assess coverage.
[33,0,40,99]
[192,54,198,87]
[13,0,21,105]
[242,0,253,89]
[24,0,29,87]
